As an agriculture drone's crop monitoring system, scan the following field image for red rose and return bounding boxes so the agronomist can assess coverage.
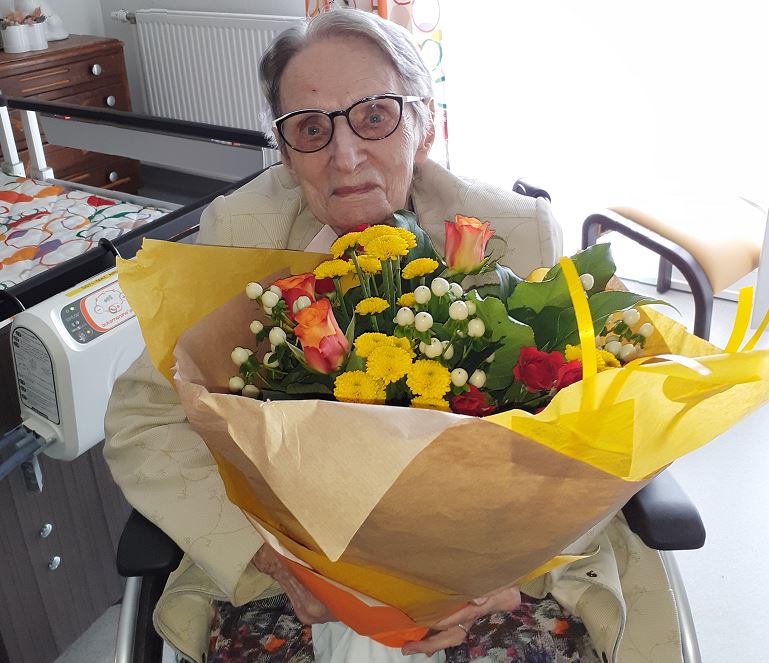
[513,347,565,392]
[555,360,583,391]
[315,277,336,295]
[449,385,497,417]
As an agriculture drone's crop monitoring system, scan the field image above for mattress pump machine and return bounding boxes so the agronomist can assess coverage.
[0,96,274,487]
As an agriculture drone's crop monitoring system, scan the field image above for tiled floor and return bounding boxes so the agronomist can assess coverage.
[54,280,768,663]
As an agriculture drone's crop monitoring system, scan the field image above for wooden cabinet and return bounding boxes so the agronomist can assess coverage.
[0,35,141,193]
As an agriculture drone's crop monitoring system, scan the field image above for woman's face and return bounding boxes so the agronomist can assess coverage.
[277,37,434,234]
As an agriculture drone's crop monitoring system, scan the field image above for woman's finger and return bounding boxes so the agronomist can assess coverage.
[401,625,466,656]
[430,603,482,631]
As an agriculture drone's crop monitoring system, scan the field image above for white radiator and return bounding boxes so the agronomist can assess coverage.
[134,9,303,166]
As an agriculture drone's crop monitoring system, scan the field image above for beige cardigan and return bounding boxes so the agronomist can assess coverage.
[104,160,680,663]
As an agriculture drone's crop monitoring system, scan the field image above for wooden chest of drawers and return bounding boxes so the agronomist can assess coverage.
[0,35,141,193]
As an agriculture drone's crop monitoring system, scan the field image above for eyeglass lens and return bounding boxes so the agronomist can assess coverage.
[280,97,403,152]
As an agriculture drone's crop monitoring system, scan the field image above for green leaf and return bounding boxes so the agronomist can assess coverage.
[494,264,522,303]
[345,315,356,348]
[507,244,617,314]
[554,291,672,349]
[391,209,442,263]
[468,292,535,391]
[345,351,366,372]
[285,341,307,366]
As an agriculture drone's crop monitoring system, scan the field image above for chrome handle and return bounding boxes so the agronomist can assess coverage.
[48,556,61,571]
[108,171,119,183]
[105,95,116,107]
[39,523,53,538]
[91,64,102,76]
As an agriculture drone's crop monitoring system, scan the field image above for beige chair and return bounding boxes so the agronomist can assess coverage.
[583,198,764,339]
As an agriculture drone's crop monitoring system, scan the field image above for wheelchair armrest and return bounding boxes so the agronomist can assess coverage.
[512,178,552,202]
[622,471,706,550]
[117,509,184,577]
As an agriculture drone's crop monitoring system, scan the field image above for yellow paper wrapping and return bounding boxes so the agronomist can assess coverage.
[117,239,769,645]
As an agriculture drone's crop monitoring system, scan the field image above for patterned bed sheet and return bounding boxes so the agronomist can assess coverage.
[0,173,168,289]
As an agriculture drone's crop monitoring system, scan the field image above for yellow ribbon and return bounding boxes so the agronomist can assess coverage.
[724,286,754,352]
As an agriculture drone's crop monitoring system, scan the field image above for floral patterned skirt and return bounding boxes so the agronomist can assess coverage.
[207,593,601,663]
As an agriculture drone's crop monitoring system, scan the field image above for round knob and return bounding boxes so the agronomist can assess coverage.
[91,64,102,76]
[105,95,116,107]
[108,171,119,183]
[39,523,53,538]
[48,556,61,571]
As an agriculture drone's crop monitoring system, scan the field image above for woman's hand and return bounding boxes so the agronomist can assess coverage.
[401,586,522,656]
[251,543,336,625]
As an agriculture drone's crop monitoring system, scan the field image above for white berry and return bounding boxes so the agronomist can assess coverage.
[414,311,434,332]
[467,318,486,337]
[419,341,428,354]
[231,347,252,366]
[228,376,245,392]
[466,300,477,315]
[469,369,487,388]
[245,282,263,299]
[269,327,287,346]
[250,320,264,335]
[619,344,637,362]
[293,296,311,313]
[414,285,431,304]
[580,273,595,291]
[485,352,495,363]
[449,282,464,298]
[442,341,455,360]
[269,285,282,297]
[424,338,443,358]
[242,384,261,398]
[622,309,641,326]
[639,322,654,338]
[605,340,622,356]
[263,306,273,316]
[395,307,415,326]
[261,291,280,308]
[449,300,469,320]
[451,368,468,387]
[431,277,450,297]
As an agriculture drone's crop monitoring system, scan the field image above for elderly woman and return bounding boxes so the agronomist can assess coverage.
[104,8,681,663]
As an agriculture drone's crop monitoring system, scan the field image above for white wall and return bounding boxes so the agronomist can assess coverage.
[0,0,105,36]
[99,0,305,112]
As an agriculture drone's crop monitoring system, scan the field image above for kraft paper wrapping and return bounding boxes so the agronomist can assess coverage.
[118,240,769,640]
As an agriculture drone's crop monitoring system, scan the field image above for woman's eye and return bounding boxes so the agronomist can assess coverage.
[305,125,322,136]
[367,113,384,125]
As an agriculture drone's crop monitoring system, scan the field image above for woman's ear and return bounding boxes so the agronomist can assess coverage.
[414,98,436,165]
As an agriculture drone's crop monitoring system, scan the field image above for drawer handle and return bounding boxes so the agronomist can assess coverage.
[105,95,116,107]
[39,523,53,538]
[108,171,119,183]
[48,556,61,571]
[91,64,103,76]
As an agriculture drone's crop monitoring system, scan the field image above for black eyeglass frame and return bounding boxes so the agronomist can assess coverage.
[272,94,424,153]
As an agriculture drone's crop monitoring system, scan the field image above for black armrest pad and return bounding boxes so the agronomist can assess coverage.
[512,178,552,202]
[622,472,706,550]
[117,509,184,577]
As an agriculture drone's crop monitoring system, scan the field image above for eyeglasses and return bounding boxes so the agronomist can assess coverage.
[272,94,424,154]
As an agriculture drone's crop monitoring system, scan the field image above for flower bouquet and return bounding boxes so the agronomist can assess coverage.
[118,212,769,647]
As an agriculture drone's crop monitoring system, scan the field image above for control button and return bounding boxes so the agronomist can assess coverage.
[39,523,53,538]
[48,556,61,571]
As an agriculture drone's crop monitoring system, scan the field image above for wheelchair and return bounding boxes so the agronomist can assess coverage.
[113,181,706,663]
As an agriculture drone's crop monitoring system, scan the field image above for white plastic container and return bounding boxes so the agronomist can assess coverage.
[2,24,29,53]
[27,21,47,50]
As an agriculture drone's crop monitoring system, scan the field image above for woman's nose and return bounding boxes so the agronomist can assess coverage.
[328,118,366,172]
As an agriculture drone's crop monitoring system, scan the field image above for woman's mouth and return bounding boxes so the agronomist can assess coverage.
[333,183,377,197]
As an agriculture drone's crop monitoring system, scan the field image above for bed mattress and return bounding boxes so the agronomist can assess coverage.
[0,173,167,289]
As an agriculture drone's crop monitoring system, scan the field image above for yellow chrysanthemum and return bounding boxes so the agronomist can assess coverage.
[564,344,620,371]
[366,345,413,384]
[330,232,361,258]
[358,225,400,246]
[406,359,452,398]
[411,395,450,411]
[354,332,391,358]
[391,335,415,356]
[355,297,390,315]
[394,228,417,249]
[334,371,386,404]
[402,258,439,280]
[314,259,354,279]
[356,254,382,274]
[397,292,417,307]
[365,235,409,261]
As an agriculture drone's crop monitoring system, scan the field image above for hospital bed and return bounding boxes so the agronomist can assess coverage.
[0,99,704,663]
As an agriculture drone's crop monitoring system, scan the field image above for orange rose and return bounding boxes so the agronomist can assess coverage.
[293,298,349,374]
[273,273,316,318]
[444,214,495,272]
